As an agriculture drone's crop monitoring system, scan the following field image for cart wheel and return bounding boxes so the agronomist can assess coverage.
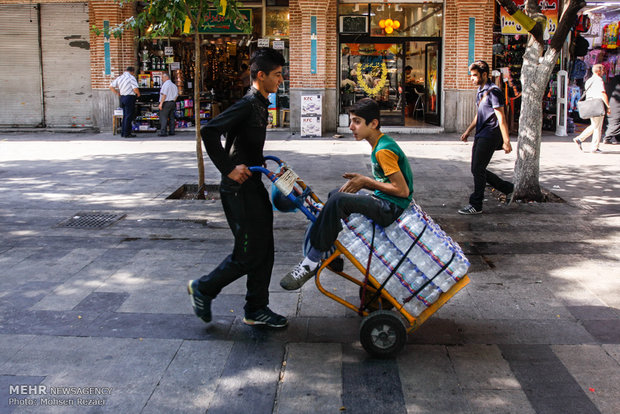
[359,310,407,358]
[359,286,394,311]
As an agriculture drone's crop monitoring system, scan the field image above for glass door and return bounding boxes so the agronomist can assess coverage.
[424,41,440,125]
[340,42,403,126]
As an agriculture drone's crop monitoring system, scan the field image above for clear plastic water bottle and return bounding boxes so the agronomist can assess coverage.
[446,253,470,280]
[417,283,441,306]
[348,236,369,263]
[397,260,428,292]
[385,274,414,302]
[403,296,427,317]
[434,272,456,293]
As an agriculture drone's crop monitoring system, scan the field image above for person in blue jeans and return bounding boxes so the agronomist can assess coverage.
[187,48,288,328]
[459,60,513,215]
[280,98,414,290]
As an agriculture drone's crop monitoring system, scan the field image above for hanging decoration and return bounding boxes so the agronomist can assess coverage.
[356,62,388,96]
[379,18,400,34]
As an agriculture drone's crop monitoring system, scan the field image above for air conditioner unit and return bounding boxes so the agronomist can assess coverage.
[339,15,368,34]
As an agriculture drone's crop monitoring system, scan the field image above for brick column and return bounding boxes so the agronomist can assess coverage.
[289,0,338,133]
[89,0,136,130]
[443,0,495,132]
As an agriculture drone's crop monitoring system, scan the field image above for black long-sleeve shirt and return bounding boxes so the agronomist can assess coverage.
[201,88,270,177]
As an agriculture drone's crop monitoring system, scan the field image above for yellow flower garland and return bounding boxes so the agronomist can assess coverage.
[356,63,388,97]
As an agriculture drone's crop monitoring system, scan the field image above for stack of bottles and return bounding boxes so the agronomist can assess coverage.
[336,202,470,317]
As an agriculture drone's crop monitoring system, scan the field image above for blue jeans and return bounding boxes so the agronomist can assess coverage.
[120,95,136,137]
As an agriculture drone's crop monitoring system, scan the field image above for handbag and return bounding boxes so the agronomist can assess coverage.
[578,98,606,118]
[578,82,606,119]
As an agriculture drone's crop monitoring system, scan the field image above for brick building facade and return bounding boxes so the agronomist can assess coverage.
[0,0,495,133]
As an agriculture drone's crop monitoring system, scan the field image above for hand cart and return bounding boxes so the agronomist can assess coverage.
[250,156,470,357]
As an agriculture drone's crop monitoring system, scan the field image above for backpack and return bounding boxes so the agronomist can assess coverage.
[575,14,591,33]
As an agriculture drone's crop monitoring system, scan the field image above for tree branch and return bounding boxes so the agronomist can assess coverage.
[549,0,587,52]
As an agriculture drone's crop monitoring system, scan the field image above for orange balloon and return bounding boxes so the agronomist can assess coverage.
[379,19,386,28]
[385,19,393,27]
[385,26,393,34]
[393,20,400,29]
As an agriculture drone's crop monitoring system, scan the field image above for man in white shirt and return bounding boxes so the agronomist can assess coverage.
[158,72,179,136]
[109,66,140,138]
[573,64,610,153]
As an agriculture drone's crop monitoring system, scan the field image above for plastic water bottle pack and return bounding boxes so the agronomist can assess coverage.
[336,202,470,317]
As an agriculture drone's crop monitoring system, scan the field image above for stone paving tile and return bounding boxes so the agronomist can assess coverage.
[448,345,521,390]
[276,343,342,414]
[0,375,46,414]
[206,341,284,414]
[2,336,182,414]
[397,345,471,414]
[499,344,601,414]
[342,343,407,414]
[142,340,233,413]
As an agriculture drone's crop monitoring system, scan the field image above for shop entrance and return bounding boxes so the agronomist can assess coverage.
[339,39,441,127]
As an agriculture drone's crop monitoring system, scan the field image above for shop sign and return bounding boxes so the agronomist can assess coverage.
[500,0,557,35]
[272,40,285,50]
[301,94,322,137]
[258,38,270,47]
[195,9,252,34]
[164,46,174,56]
[170,62,180,71]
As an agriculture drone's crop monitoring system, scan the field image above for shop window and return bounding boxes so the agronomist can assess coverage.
[265,7,289,38]
[340,43,403,125]
[369,2,442,37]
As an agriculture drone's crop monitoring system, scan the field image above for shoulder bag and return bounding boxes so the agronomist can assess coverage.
[577,82,606,119]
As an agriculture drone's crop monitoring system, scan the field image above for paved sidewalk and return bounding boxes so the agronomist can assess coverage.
[0,130,619,413]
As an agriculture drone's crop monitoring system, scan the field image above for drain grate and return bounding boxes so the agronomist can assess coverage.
[58,212,126,229]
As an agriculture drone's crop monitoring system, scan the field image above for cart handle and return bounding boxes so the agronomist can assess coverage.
[248,158,319,222]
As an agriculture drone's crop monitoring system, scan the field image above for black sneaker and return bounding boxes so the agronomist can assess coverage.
[187,280,212,323]
[458,204,482,215]
[243,307,288,328]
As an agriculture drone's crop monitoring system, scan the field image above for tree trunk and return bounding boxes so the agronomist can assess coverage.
[194,31,206,199]
[513,41,558,201]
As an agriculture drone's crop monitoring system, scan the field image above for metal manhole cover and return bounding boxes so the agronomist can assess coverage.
[58,212,126,229]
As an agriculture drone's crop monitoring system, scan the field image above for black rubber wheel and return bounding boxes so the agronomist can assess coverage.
[359,310,407,358]
[359,286,394,311]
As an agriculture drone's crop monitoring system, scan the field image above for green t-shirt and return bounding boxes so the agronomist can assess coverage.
[370,134,414,209]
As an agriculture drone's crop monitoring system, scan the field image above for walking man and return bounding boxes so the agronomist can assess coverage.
[109,66,140,138]
[187,48,288,328]
[459,60,513,215]
[158,73,178,136]
[574,63,610,152]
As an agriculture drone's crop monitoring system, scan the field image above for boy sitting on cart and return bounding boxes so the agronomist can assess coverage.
[280,98,414,290]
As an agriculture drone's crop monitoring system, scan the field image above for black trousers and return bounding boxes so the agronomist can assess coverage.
[159,101,176,135]
[310,190,403,252]
[469,136,514,210]
[198,176,274,313]
[119,95,136,137]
